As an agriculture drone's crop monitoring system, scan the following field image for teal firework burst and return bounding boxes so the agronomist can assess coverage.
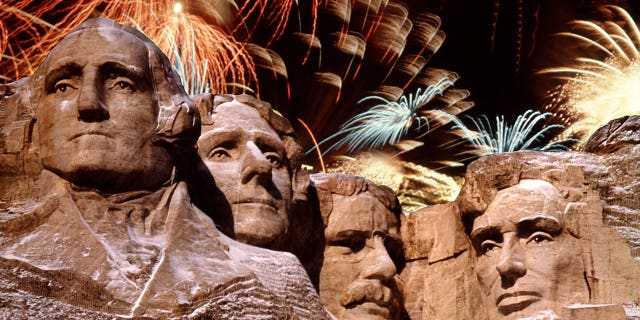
[314,77,454,155]
[453,110,576,156]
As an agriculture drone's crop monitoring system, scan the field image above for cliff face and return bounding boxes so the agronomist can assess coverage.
[400,116,640,320]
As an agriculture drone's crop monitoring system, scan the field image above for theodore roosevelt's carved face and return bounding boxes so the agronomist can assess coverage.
[319,191,402,320]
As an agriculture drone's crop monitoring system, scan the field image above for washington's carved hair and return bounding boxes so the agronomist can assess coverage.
[310,173,401,228]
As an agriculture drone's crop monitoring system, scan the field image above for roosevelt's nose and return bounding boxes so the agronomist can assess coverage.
[496,241,527,286]
[240,141,272,184]
[77,72,109,122]
[360,235,397,282]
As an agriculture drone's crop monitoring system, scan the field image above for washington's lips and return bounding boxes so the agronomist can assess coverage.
[69,130,113,141]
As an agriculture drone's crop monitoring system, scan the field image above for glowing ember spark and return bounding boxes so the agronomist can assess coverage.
[540,5,640,142]
[173,2,183,15]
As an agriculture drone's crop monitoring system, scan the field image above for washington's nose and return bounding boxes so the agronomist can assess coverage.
[496,243,527,285]
[361,235,397,281]
[240,141,272,184]
[77,74,109,122]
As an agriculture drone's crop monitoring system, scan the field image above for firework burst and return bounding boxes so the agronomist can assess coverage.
[1,0,258,94]
[539,5,640,143]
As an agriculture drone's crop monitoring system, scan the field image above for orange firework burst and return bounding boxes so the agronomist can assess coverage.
[1,0,257,94]
[540,5,640,143]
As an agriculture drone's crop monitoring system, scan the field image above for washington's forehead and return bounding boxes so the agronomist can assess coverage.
[48,28,148,62]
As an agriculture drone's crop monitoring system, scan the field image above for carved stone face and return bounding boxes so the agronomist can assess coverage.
[319,191,402,320]
[197,101,292,249]
[470,179,586,319]
[37,28,173,192]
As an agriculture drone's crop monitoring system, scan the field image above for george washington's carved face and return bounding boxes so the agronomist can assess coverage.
[37,27,173,192]
[470,179,586,319]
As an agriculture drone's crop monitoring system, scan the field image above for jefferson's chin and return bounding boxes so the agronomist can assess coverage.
[232,204,288,248]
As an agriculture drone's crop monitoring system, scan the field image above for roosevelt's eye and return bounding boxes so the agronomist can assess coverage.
[479,240,500,255]
[527,232,553,245]
[332,238,366,255]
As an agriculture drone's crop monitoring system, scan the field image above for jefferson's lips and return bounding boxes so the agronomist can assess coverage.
[232,198,277,208]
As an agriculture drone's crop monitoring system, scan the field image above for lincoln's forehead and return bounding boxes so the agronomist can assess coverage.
[472,179,566,232]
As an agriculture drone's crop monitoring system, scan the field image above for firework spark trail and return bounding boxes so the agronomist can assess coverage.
[232,0,295,46]
[1,0,257,94]
[539,5,640,142]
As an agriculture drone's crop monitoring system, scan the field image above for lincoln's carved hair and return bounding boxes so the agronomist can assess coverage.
[310,173,401,227]
[29,18,200,150]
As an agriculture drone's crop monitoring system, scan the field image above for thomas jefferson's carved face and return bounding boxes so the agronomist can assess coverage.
[470,180,586,319]
[37,27,173,192]
[197,101,292,249]
[319,191,402,320]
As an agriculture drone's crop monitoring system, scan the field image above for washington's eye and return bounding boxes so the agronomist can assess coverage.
[527,232,552,245]
[54,81,75,94]
[112,80,135,92]
[479,240,499,255]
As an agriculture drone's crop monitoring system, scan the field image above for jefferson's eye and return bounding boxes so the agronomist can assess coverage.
[209,149,230,159]
[479,240,499,255]
[527,232,552,245]
[264,153,282,168]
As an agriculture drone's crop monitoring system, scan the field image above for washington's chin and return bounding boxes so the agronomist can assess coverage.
[341,302,395,320]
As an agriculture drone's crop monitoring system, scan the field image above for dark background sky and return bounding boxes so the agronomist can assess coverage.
[406,0,639,120]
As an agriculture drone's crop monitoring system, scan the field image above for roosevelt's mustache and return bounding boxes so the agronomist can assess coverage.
[339,279,399,309]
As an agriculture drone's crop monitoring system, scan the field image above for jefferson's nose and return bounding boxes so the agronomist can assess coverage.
[240,141,272,184]
[496,243,527,286]
[77,73,109,122]
[361,235,397,282]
